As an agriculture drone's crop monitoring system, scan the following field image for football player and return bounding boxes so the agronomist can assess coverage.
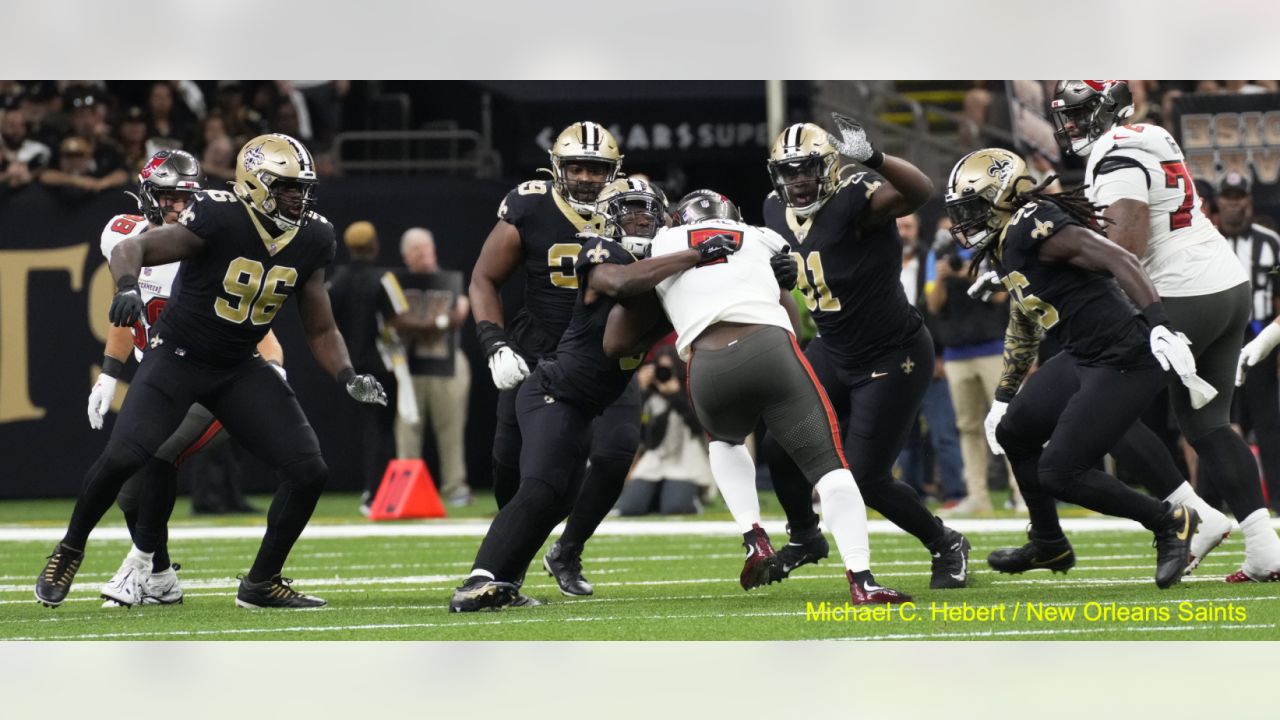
[633,190,910,603]
[451,181,740,612]
[36,134,387,610]
[89,149,290,607]
[761,119,971,590]
[469,122,643,597]
[945,148,1208,588]
[1032,80,1280,583]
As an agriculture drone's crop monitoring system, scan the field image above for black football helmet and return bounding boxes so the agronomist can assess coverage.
[671,189,741,226]
[596,177,668,257]
[1051,80,1134,157]
[131,149,204,225]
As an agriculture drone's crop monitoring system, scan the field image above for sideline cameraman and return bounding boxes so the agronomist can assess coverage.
[926,218,1012,515]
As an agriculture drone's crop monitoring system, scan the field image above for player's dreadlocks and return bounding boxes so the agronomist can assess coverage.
[968,174,1110,277]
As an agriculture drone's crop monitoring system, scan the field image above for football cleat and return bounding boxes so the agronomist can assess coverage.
[987,529,1075,575]
[141,563,183,605]
[1225,558,1280,584]
[847,570,912,605]
[235,574,326,609]
[1185,504,1231,575]
[773,525,830,582]
[740,524,782,591]
[449,577,519,613]
[1151,504,1199,589]
[99,554,151,608]
[927,527,971,589]
[509,593,544,608]
[543,541,593,597]
[35,543,84,608]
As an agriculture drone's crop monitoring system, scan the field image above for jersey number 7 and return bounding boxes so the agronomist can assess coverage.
[1160,160,1195,231]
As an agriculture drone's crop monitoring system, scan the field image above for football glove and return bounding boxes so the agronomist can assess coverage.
[346,374,388,406]
[696,233,740,264]
[1149,325,1197,377]
[109,276,144,327]
[87,374,118,430]
[488,346,530,390]
[984,400,1008,456]
[967,270,1004,302]
[771,248,798,290]
[268,360,288,381]
[829,112,884,168]
[1237,322,1280,386]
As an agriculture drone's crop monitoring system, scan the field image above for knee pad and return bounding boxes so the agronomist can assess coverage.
[279,455,329,491]
[995,422,1037,459]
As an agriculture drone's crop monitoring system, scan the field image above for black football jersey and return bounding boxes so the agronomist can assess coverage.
[763,171,922,368]
[997,199,1154,368]
[497,179,607,362]
[538,235,642,415]
[156,188,336,367]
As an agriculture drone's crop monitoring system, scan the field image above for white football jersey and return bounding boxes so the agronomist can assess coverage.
[100,214,180,361]
[651,219,794,361]
[1085,123,1246,297]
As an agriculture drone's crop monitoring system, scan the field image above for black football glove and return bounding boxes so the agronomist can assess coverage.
[771,247,798,290]
[109,275,144,327]
[697,233,740,264]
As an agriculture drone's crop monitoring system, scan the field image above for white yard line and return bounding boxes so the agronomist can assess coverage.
[2,516,1275,542]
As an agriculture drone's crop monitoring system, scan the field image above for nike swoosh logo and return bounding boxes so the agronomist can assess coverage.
[1175,508,1190,541]
[871,371,888,379]
[951,547,967,582]
[1031,550,1072,566]
[863,583,883,592]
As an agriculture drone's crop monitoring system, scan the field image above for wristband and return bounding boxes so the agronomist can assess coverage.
[101,355,126,379]
[1141,302,1170,328]
[476,320,510,357]
[116,274,138,292]
[338,367,356,385]
[863,149,885,169]
[994,387,1016,404]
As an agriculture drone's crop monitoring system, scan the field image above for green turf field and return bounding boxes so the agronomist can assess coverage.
[2,493,1277,640]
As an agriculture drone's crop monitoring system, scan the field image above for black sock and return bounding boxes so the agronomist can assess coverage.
[472,478,562,582]
[559,458,628,546]
[1109,421,1187,498]
[1046,468,1165,527]
[64,449,145,550]
[248,458,327,583]
[862,478,945,546]
[492,460,520,510]
[766,442,821,535]
[122,508,139,546]
[849,569,873,584]
[1192,426,1266,520]
[133,457,179,570]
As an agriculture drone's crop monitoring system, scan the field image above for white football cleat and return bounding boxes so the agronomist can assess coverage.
[141,564,183,605]
[1185,504,1232,575]
[99,555,152,608]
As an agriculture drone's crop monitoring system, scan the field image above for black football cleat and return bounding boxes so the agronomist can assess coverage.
[35,542,84,608]
[928,526,971,589]
[847,570,912,605]
[987,528,1076,575]
[543,541,593,597]
[509,593,544,608]
[1151,503,1199,589]
[235,575,327,609]
[449,576,519,613]
[773,525,830,582]
[740,524,782,591]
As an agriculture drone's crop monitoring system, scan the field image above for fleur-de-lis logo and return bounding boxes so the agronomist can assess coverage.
[865,180,883,198]
[242,143,266,172]
[1031,219,1055,240]
[587,246,610,264]
[987,157,1012,180]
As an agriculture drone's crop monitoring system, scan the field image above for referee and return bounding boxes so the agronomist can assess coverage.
[1219,172,1280,510]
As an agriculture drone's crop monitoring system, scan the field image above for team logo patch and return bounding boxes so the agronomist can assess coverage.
[1031,219,1055,240]
[242,143,266,172]
[139,155,167,179]
[587,246,610,264]
[987,157,1012,180]
[686,228,743,266]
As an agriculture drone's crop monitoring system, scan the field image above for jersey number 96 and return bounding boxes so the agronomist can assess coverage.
[214,257,299,325]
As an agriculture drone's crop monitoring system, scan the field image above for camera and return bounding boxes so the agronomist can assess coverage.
[932,231,967,272]
[654,364,675,383]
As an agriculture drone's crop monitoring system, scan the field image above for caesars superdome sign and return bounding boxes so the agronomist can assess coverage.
[1172,93,1280,208]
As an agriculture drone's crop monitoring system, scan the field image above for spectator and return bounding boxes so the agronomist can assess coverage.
[1194,179,1218,226]
[19,82,66,150]
[290,81,349,152]
[116,106,149,173]
[197,112,236,184]
[927,216,1013,515]
[1219,171,1280,510]
[894,213,966,506]
[328,221,433,514]
[214,82,267,145]
[65,88,112,145]
[0,109,51,192]
[394,227,474,507]
[146,81,192,149]
[39,135,128,198]
[615,345,712,516]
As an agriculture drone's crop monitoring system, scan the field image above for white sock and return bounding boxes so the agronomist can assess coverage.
[708,441,761,532]
[127,545,154,567]
[468,568,495,581]
[815,469,870,573]
[1240,509,1280,563]
[1164,482,1223,524]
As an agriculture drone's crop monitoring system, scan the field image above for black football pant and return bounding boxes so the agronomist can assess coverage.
[996,352,1169,533]
[766,326,945,546]
[1233,342,1280,510]
[472,371,593,582]
[64,348,327,582]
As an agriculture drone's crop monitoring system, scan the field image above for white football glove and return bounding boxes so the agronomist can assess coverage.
[346,374,388,406]
[829,112,876,164]
[967,270,1003,301]
[488,346,530,390]
[87,373,118,430]
[984,400,1008,456]
[1237,322,1280,386]
[1149,325,1197,378]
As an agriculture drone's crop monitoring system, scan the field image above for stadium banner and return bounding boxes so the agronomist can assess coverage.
[0,177,509,499]
[1171,92,1280,210]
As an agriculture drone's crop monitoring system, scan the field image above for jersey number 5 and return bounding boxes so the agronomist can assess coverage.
[1001,271,1060,329]
[790,251,840,312]
[214,257,299,325]
[1160,160,1195,231]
